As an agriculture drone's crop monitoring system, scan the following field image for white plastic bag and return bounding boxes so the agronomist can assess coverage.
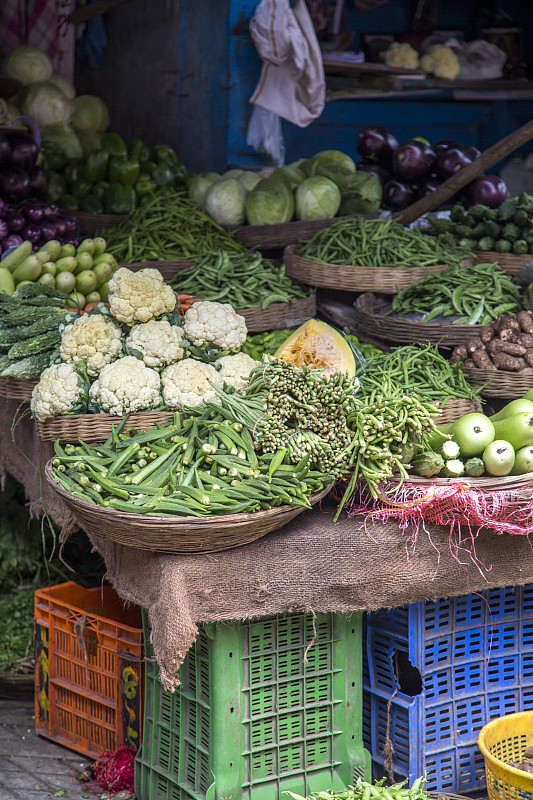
[246,105,286,166]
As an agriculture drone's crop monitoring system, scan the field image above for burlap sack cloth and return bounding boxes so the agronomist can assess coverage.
[3,399,533,691]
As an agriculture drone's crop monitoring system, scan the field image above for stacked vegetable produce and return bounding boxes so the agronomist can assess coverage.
[451,310,533,373]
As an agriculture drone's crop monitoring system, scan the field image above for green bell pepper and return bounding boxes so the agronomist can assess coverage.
[59,194,79,211]
[64,162,84,186]
[104,183,137,214]
[72,178,94,200]
[91,180,109,200]
[152,143,178,165]
[108,156,141,186]
[38,141,67,171]
[128,138,150,163]
[79,194,104,214]
[170,161,189,187]
[100,132,128,158]
[46,171,68,203]
[83,150,110,183]
[151,166,175,187]
[135,172,156,198]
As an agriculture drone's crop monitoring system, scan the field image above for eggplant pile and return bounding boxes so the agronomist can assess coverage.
[355,125,506,212]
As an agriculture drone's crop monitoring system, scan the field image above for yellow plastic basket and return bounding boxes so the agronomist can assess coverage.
[478,711,533,799]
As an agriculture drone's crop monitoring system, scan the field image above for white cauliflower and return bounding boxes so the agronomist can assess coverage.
[215,352,260,391]
[183,301,247,351]
[420,44,460,80]
[59,313,123,377]
[125,320,185,368]
[108,267,176,324]
[161,358,224,409]
[383,41,420,70]
[89,355,161,415]
[31,363,87,421]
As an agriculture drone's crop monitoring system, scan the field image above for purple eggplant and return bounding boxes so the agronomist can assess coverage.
[382,179,416,211]
[392,139,437,181]
[28,166,48,196]
[0,133,11,167]
[0,167,31,202]
[356,125,398,167]
[54,217,68,236]
[0,219,8,240]
[432,139,459,157]
[61,233,82,247]
[43,202,59,220]
[2,233,23,249]
[417,176,443,198]
[8,132,39,172]
[436,143,480,180]
[0,197,8,219]
[6,211,26,232]
[21,199,45,223]
[58,212,77,232]
[463,174,508,208]
[39,220,57,240]
[20,222,42,244]
[356,161,391,188]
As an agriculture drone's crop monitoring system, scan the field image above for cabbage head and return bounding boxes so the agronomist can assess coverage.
[41,124,83,159]
[188,172,221,207]
[238,171,262,192]
[47,75,76,100]
[295,176,341,221]
[71,95,109,132]
[338,173,382,215]
[310,150,356,175]
[313,163,360,194]
[76,129,102,157]
[20,81,74,128]
[204,178,247,226]
[271,164,306,191]
[246,178,295,226]
[2,46,53,85]
[223,169,245,179]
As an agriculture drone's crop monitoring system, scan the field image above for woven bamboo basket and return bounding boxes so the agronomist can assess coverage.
[284,245,449,293]
[0,376,38,401]
[73,211,125,236]
[354,292,484,348]
[35,410,176,443]
[45,461,334,554]
[473,251,529,275]
[121,259,195,280]
[398,471,533,493]
[461,366,533,398]
[432,397,483,424]
[234,214,366,250]
[236,292,316,333]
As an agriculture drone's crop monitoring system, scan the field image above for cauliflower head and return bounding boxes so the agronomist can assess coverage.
[215,352,261,391]
[161,358,224,409]
[89,355,161,415]
[125,320,185,368]
[108,267,176,324]
[59,313,123,376]
[31,363,87,421]
[383,42,420,70]
[183,301,247,351]
[420,44,460,80]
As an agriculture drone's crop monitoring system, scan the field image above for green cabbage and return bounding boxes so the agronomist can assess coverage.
[313,163,360,194]
[245,178,295,226]
[47,75,76,100]
[310,150,356,175]
[204,178,247,226]
[188,172,221,207]
[238,171,262,192]
[76,129,103,157]
[271,164,306,190]
[223,169,245,179]
[20,81,74,127]
[1,46,53,85]
[295,176,341,221]
[71,95,109,132]
[338,173,383,215]
[41,124,83,159]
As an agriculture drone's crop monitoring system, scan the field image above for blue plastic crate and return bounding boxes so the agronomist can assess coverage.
[363,584,533,794]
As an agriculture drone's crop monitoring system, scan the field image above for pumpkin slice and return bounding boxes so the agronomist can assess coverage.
[274,319,356,378]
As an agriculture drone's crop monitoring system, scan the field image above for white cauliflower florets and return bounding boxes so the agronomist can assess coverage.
[183,301,247,351]
[59,313,123,376]
[215,352,261,391]
[125,320,185,368]
[420,44,460,80]
[89,355,161,415]
[161,358,224,409]
[383,41,420,70]
[108,267,176,324]
[31,363,87,421]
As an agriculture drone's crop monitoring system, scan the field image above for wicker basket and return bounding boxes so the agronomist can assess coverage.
[73,211,125,236]
[473,251,528,275]
[234,213,379,250]
[45,461,334,554]
[478,711,533,800]
[284,245,449,293]
[433,397,483,424]
[461,366,533,398]
[397,471,533,493]
[35,410,176,443]
[0,376,38,401]
[236,292,316,333]
[354,292,484,348]
[122,259,195,280]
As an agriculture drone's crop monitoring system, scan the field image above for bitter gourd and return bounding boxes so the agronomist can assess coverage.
[7,330,60,360]
[0,350,53,379]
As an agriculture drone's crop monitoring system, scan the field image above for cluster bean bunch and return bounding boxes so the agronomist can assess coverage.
[103,192,245,262]
[359,343,482,403]
[50,409,332,517]
[296,217,471,268]
[389,261,522,324]
[170,250,311,309]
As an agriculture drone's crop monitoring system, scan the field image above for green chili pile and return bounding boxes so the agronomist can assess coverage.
[103,192,246,262]
[389,261,522,324]
[241,329,294,360]
[296,217,472,268]
[171,250,312,309]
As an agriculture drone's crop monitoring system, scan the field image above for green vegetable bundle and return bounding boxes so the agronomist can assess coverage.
[389,261,522,324]
[171,250,312,310]
[286,773,429,800]
[241,329,294,360]
[296,217,472,268]
[103,192,246,262]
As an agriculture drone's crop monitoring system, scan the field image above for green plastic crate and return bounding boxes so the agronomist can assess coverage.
[135,610,370,800]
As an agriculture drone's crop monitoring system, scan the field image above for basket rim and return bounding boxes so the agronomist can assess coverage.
[355,292,482,332]
[285,243,451,272]
[478,711,533,784]
[395,471,533,490]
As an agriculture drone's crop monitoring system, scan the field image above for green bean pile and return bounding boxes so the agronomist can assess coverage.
[103,192,245,262]
[241,329,293,360]
[389,261,522,324]
[359,343,482,403]
[296,217,472,268]
[170,250,312,309]
[287,773,429,800]
[50,410,332,517]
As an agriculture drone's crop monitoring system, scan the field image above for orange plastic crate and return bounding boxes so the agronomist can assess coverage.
[34,581,144,760]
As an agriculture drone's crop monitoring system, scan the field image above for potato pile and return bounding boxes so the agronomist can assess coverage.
[451,310,533,373]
